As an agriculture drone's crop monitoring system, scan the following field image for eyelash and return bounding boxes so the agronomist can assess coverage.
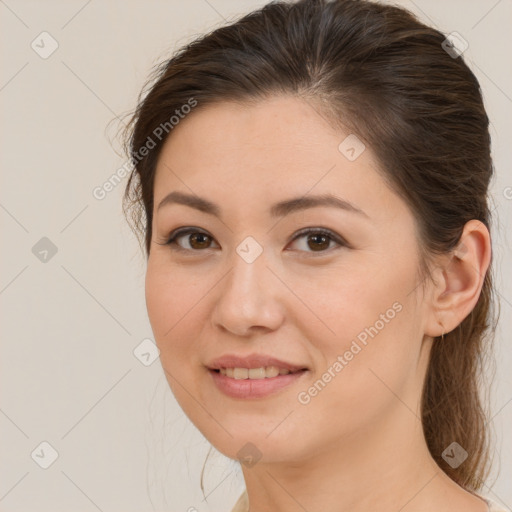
[157,226,348,255]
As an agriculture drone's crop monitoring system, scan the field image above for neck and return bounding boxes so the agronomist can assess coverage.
[240,403,474,512]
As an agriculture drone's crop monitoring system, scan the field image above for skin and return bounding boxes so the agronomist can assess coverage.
[145,95,491,512]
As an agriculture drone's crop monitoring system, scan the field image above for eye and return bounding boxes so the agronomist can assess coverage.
[287,227,347,254]
[157,227,219,252]
[155,226,348,254]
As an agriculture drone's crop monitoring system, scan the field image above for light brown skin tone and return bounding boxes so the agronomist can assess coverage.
[145,95,491,512]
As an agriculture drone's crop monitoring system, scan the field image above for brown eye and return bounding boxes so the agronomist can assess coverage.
[187,232,212,249]
[306,233,330,251]
[159,226,347,255]
[288,228,347,254]
[164,228,219,251]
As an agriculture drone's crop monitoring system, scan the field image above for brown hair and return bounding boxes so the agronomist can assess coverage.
[121,0,500,494]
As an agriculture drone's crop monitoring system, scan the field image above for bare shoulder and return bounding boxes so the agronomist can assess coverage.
[479,495,510,512]
[230,490,249,512]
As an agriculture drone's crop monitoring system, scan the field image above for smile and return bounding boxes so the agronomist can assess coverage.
[209,368,308,399]
[217,366,301,379]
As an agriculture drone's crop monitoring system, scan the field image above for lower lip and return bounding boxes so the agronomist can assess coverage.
[208,369,308,399]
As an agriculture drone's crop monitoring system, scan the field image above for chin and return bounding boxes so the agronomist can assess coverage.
[215,435,293,466]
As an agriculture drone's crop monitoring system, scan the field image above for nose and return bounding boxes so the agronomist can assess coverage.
[211,245,285,337]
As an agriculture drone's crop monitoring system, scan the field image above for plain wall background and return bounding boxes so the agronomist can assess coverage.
[1,1,511,511]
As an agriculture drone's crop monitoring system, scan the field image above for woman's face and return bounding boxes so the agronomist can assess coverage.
[146,95,433,464]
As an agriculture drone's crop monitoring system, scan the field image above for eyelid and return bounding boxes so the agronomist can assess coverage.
[289,226,348,250]
[161,227,218,251]
[158,226,349,253]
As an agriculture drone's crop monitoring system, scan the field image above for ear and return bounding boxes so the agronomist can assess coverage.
[424,219,492,338]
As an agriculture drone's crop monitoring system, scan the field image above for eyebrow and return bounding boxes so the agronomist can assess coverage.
[156,191,369,219]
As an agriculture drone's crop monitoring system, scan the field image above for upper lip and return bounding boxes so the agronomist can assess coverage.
[207,353,308,372]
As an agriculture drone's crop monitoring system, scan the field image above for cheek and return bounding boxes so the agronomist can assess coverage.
[284,260,406,352]
[144,261,209,416]
[145,257,196,333]
[145,265,174,338]
[293,261,419,415]
[144,260,201,363]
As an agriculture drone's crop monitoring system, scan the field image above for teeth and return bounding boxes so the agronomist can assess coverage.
[234,368,248,380]
[218,366,293,379]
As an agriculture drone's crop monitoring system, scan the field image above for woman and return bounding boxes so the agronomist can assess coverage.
[121,0,505,510]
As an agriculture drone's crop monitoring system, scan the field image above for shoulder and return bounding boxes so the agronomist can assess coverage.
[230,490,248,512]
[479,494,510,512]
[228,490,510,512]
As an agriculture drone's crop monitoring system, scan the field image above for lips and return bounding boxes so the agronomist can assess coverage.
[206,353,308,373]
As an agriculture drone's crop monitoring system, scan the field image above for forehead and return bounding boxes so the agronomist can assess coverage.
[152,95,405,226]
[159,96,341,170]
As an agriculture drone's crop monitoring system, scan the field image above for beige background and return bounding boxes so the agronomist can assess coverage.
[1,0,511,511]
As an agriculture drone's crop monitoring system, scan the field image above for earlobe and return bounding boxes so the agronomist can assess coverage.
[424,219,491,338]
